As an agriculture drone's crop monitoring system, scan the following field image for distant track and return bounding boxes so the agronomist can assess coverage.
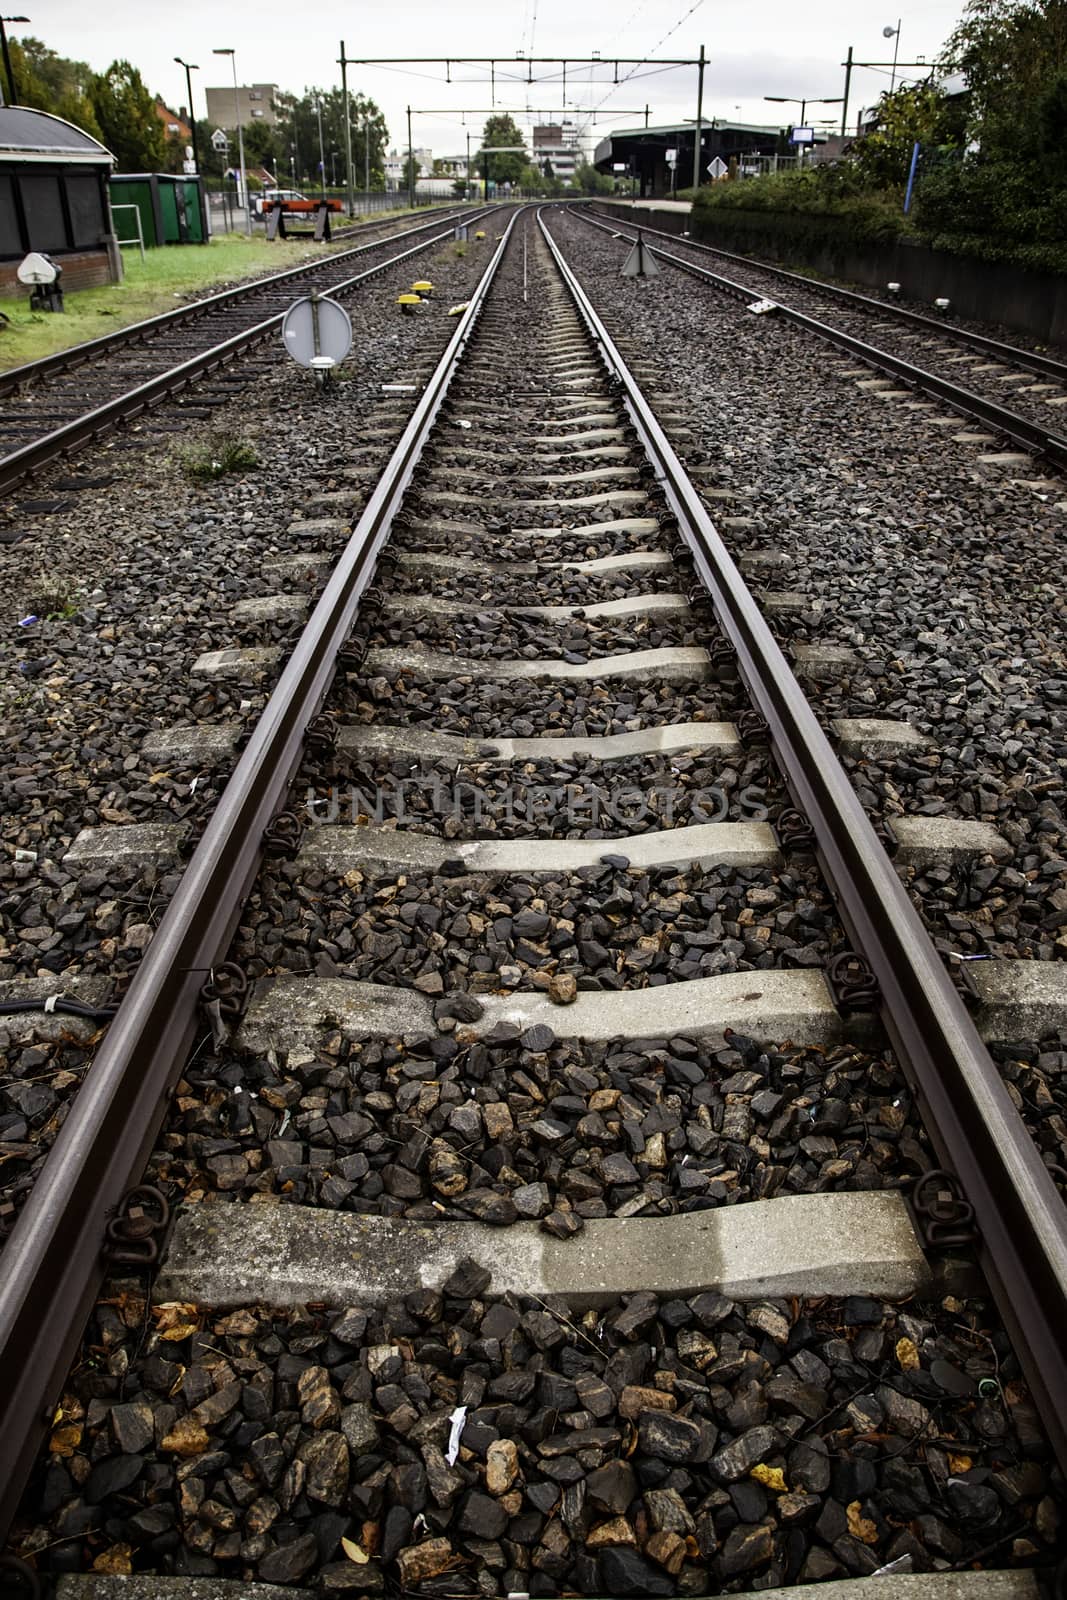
[0,205,494,496]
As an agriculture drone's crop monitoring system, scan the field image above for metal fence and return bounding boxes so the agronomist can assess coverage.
[204,188,445,234]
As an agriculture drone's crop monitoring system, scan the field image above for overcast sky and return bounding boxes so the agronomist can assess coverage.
[21,0,965,161]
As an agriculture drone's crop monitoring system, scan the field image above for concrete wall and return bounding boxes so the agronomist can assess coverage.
[602,201,1067,348]
[0,247,114,297]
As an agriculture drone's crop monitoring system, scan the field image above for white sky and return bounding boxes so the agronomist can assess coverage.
[19,0,965,160]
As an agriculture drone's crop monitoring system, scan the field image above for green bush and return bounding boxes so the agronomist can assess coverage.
[690,170,913,253]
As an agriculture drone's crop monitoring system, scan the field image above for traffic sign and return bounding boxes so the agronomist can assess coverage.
[281,295,353,370]
[707,157,728,178]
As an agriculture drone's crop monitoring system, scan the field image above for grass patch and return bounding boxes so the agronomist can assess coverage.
[0,218,424,373]
[179,430,259,481]
[18,567,84,622]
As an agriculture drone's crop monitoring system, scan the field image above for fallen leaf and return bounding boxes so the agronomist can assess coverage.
[750,1463,787,1492]
[895,1336,920,1371]
[846,1500,879,1544]
[49,1425,82,1457]
[93,1544,132,1574]
[948,1453,973,1474]
[341,1536,369,1564]
[160,1416,209,1457]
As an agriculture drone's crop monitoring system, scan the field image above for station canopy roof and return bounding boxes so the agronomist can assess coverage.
[0,106,113,164]
[595,118,784,166]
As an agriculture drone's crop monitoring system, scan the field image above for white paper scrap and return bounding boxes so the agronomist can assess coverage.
[445,1405,468,1465]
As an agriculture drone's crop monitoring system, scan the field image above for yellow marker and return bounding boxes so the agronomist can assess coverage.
[411,279,434,296]
[396,293,422,315]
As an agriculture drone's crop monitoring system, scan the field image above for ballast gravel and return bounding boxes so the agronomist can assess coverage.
[10,1275,1061,1591]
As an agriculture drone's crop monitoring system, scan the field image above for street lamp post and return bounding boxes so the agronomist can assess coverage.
[174,56,201,175]
[314,95,326,198]
[212,47,250,233]
[884,20,902,92]
[0,16,29,106]
[764,94,844,165]
[365,119,371,195]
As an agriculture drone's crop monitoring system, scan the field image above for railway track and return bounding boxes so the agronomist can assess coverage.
[0,205,492,498]
[575,206,1067,473]
[1,206,1065,1596]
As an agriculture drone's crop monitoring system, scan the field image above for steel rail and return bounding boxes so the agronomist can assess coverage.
[538,205,1067,1471]
[591,203,1067,383]
[571,206,1067,472]
[0,206,484,398]
[0,206,522,1543]
[0,211,497,497]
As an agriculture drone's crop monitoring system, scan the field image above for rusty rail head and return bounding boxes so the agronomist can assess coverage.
[537,206,1067,1471]
[0,209,521,1543]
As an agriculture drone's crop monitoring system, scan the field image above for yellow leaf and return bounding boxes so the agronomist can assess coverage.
[846,1501,879,1545]
[49,1424,82,1457]
[160,1323,199,1342]
[93,1544,133,1574]
[750,1463,787,1492]
[895,1336,920,1372]
[342,1537,370,1564]
[948,1453,973,1474]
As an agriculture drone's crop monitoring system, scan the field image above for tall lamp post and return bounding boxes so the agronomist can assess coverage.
[0,15,29,106]
[884,20,902,92]
[764,94,843,165]
[314,95,326,198]
[174,56,201,175]
[212,47,250,233]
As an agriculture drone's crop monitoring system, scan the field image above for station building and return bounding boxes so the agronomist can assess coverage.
[0,106,119,294]
[594,118,784,197]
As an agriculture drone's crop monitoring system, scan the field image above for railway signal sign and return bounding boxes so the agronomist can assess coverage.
[707,156,728,179]
[281,294,352,383]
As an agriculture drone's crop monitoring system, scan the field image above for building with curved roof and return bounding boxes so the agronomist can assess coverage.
[0,106,119,293]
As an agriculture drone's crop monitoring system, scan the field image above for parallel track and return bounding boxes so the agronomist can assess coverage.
[574,206,1067,472]
[594,203,1067,384]
[0,205,493,496]
[1,206,1065,1586]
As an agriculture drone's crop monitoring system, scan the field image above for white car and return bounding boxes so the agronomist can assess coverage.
[253,188,307,218]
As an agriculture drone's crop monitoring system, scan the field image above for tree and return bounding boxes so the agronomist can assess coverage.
[8,36,101,141]
[89,60,165,172]
[480,113,527,187]
[911,0,1067,257]
[574,160,614,194]
[276,87,387,192]
[850,81,961,186]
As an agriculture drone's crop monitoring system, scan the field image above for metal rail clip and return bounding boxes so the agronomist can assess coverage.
[736,710,770,744]
[825,949,881,1011]
[263,810,303,857]
[307,713,339,756]
[104,1185,171,1267]
[911,1168,979,1249]
[775,807,816,853]
[199,962,250,1023]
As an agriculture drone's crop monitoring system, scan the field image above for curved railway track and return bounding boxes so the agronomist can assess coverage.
[1,205,1065,1595]
[0,205,493,498]
[574,206,1067,472]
